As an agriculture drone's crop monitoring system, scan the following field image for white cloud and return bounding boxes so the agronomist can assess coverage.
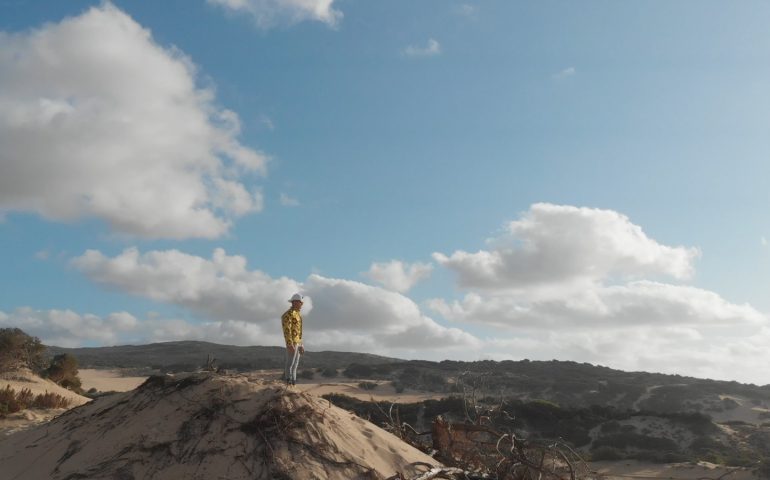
[427,203,770,383]
[404,38,441,57]
[72,247,302,324]
[364,260,433,293]
[485,323,770,385]
[34,249,50,260]
[279,192,300,207]
[552,67,576,79]
[0,4,267,239]
[71,248,479,355]
[0,307,139,347]
[208,0,342,29]
[429,281,766,330]
[762,236,768,247]
[304,274,480,352]
[434,203,700,296]
[0,307,281,347]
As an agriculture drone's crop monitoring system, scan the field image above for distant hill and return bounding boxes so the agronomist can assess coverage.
[46,341,403,372]
[47,341,770,414]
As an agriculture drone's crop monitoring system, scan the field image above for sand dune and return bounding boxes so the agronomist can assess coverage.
[0,372,441,480]
[0,368,90,406]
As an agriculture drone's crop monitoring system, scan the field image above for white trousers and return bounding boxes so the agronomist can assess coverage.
[284,347,301,381]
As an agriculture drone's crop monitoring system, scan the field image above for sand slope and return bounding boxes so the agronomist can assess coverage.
[0,369,90,406]
[0,372,440,480]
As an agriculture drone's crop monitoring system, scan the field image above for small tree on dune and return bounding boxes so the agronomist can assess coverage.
[0,328,46,372]
[45,353,82,393]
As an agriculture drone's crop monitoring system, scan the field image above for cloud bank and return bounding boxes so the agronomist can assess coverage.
[0,4,266,239]
[72,248,479,355]
[429,203,769,383]
[10,201,767,383]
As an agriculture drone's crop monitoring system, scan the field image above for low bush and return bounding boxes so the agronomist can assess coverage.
[299,369,315,380]
[32,392,70,409]
[321,367,337,378]
[0,385,71,416]
[358,381,378,391]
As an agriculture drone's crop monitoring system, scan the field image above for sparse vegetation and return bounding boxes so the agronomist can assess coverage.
[0,384,71,417]
[44,353,83,393]
[299,369,314,379]
[358,381,377,390]
[0,328,46,372]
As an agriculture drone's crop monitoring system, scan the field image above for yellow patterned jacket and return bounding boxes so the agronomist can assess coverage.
[281,308,303,346]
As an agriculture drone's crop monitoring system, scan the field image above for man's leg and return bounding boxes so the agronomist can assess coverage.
[289,347,301,383]
[283,347,290,381]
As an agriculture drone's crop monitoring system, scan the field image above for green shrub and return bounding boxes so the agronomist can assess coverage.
[358,381,378,391]
[392,381,405,393]
[321,367,337,378]
[44,354,82,393]
[0,328,46,372]
[299,369,315,380]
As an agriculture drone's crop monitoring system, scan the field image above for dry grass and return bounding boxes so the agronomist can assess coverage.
[0,384,71,417]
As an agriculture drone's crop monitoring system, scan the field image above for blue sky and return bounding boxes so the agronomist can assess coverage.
[1,1,769,384]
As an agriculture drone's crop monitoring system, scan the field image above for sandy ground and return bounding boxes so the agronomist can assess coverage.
[78,368,445,403]
[709,394,770,425]
[0,373,442,479]
[0,369,90,437]
[249,369,447,403]
[591,460,755,480]
[0,369,89,406]
[78,368,149,393]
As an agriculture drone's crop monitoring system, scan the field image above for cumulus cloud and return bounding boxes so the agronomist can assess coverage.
[72,247,302,323]
[72,248,479,355]
[434,203,700,296]
[208,0,342,29]
[0,307,139,347]
[485,322,770,385]
[404,39,441,57]
[425,203,770,382]
[0,307,281,347]
[364,260,433,293]
[429,281,766,330]
[0,4,267,239]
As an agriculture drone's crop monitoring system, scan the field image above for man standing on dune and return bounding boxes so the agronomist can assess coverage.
[282,293,305,386]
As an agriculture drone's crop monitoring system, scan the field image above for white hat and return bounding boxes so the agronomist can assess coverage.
[289,293,304,303]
